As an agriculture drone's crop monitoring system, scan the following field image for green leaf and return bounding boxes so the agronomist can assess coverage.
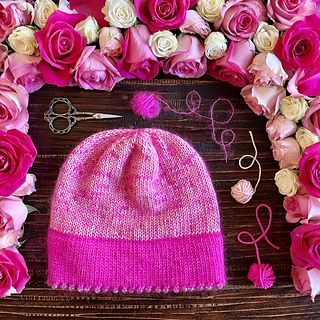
[26,205,38,214]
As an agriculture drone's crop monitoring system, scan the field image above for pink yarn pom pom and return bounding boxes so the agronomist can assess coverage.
[248,263,276,289]
[130,92,162,119]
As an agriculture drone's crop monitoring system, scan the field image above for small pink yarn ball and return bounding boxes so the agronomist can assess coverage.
[130,92,161,119]
[248,263,276,289]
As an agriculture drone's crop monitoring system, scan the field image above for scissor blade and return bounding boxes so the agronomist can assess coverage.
[92,113,122,119]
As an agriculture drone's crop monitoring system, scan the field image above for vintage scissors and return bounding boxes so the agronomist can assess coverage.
[44,97,122,135]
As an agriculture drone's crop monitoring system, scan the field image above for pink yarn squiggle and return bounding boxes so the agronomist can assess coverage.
[160,90,235,162]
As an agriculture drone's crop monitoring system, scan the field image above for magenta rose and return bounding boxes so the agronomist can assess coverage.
[0,44,8,73]
[0,129,37,197]
[207,40,255,87]
[0,247,30,297]
[275,15,320,72]
[267,0,316,31]
[117,25,161,81]
[163,34,207,79]
[302,97,320,135]
[35,10,87,87]
[73,46,122,91]
[0,78,29,132]
[135,0,190,32]
[2,53,44,94]
[291,223,320,269]
[214,0,267,41]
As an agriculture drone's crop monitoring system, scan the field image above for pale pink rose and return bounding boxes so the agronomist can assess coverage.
[248,52,288,86]
[179,10,210,39]
[241,84,286,118]
[0,229,22,250]
[272,137,301,169]
[266,115,297,141]
[163,34,207,78]
[13,174,36,197]
[284,194,310,223]
[74,46,123,91]
[99,27,124,57]
[0,44,8,72]
[292,265,311,295]
[0,78,29,132]
[2,53,44,94]
[214,0,267,41]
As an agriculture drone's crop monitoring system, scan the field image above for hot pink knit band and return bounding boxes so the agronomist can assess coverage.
[48,228,226,293]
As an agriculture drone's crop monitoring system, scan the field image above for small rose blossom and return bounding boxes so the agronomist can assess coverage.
[34,0,57,28]
[179,10,210,38]
[280,96,309,122]
[149,30,178,58]
[284,194,310,224]
[291,266,311,296]
[8,26,38,56]
[272,137,301,169]
[274,168,299,196]
[196,0,224,22]
[0,229,22,250]
[0,44,8,73]
[266,115,297,141]
[241,84,286,119]
[204,31,227,60]
[163,34,207,78]
[13,174,37,197]
[75,16,99,44]
[296,127,320,151]
[99,27,124,57]
[302,97,320,136]
[253,22,279,53]
[2,53,44,94]
[248,52,288,86]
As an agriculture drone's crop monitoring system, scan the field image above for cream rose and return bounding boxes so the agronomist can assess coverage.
[196,0,224,23]
[34,0,57,29]
[75,16,99,44]
[8,26,38,56]
[149,31,178,58]
[296,127,320,151]
[253,22,279,53]
[102,0,137,29]
[204,31,227,60]
[280,96,309,122]
[275,169,299,197]
[99,27,124,57]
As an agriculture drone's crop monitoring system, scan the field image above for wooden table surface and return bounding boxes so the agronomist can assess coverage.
[1,79,318,319]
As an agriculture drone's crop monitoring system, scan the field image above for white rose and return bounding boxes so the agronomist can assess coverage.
[204,31,227,60]
[75,16,99,44]
[196,0,224,23]
[8,26,38,56]
[280,96,309,122]
[102,0,137,29]
[253,22,279,53]
[34,0,57,29]
[149,31,178,58]
[99,27,124,57]
[296,127,320,151]
[274,169,299,197]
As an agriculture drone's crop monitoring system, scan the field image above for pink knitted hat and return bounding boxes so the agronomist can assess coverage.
[48,128,226,293]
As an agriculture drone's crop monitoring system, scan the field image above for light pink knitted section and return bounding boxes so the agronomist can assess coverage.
[48,128,226,292]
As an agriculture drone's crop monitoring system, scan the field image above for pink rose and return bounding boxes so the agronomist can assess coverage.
[179,10,210,39]
[267,0,316,31]
[0,44,8,73]
[117,25,161,81]
[302,97,320,135]
[291,266,311,295]
[163,35,207,79]
[73,46,122,91]
[13,173,36,197]
[275,15,320,72]
[0,78,29,132]
[35,10,87,87]
[214,0,267,41]
[0,129,37,197]
[291,223,320,269]
[299,142,320,198]
[0,247,29,297]
[248,53,288,86]
[266,115,297,141]
[2,53,44,94]
[0,229,21,250]
[207,40,255,87]
[135,0,190,32]
[0,1,34,42]
[241,84,286,118]
[272,137,301,169]
[99,27,124,57]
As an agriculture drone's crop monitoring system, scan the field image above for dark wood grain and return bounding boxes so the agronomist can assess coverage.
[0,79,316,319]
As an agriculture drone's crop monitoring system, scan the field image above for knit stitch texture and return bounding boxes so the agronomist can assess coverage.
[47,128,226,292]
